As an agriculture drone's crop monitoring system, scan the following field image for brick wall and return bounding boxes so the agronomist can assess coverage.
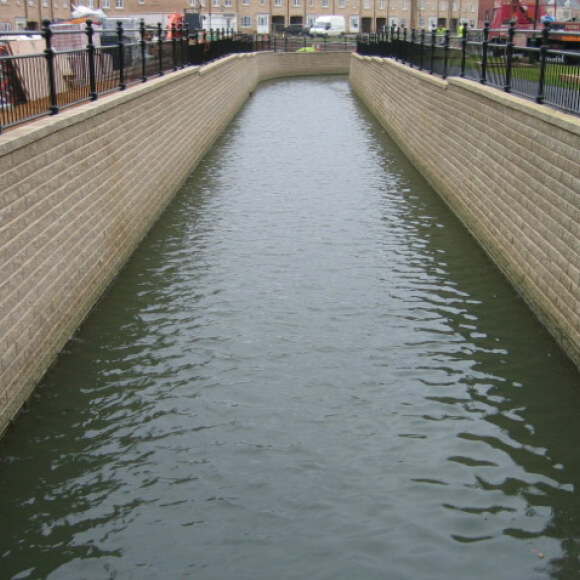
[5,48,575,436]
[0,51,351,436]
[349,54,580,370]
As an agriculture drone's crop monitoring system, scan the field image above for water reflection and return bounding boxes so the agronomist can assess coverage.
[0,77,579,580]
[386,149,580,577]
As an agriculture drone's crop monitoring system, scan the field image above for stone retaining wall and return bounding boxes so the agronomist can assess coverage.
[349,54,580,370]
[0,51,351,436]
[1,49,576,437]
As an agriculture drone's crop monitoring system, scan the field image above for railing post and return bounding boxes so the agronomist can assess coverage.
[183,24,189,66]
[536,23,549,104]
[157,22,164,76]
[442,28,449,78]
[139,19,147,82]
[85,18,98,100]
[403,27,407,63]
[504,19,515,92]
[410,28,416,67]
[42,19,59,115]
[116,21,126,90]
[419,29,425,70]
[460,21,467,77]
[192,29,199,62]
[178,24,184,68]
[430,27,436,73]
[480,20,489,84]
[171,24,178,70]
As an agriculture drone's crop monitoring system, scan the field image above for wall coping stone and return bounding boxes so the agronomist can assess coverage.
[0,54,258,155]
[353,53,580,134]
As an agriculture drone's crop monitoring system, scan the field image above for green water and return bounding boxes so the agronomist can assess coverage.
[0,77,579,580]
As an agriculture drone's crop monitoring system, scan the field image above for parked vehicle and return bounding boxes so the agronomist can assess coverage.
[489,0,580,53]
[546,19,580,53]
[283,24,307,36]
[309,16,346,38]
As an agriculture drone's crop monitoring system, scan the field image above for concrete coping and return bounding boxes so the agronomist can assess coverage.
[352,52,580,134]
[0,52,252,155]
[448,77,580,135]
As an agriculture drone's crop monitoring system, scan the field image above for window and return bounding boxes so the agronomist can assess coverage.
[115,0,123,7]
[322,0,328,6]
[452,1,457,10]
[139,0,144,4]
[439,1,446,9]
[338,0,345,6]
[379,0,385,8]
[213,0,219,6]
[224,0,232,6]
[364,0,370,8]
[1,23,12,32]
[470,2,475,10]
[240,15,251,26]
[258,15,268,25]
[293,0,300,6]
[275,0,281,6]
[402,0,407,9]
[242,0,249,5]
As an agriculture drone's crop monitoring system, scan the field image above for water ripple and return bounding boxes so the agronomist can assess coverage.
[0,77,579,580]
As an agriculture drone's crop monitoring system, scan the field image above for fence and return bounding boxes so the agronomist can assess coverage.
[271,35,357,53]
[0,21,269,133]
[356,23,580,116]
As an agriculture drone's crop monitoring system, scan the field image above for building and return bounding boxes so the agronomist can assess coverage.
[0,1,72,31]
[0,0,480,33]
[1,0,578,36]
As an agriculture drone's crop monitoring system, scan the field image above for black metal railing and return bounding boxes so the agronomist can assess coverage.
[271,34,357,53]
[0,21,270,133]
[357,22,580,115]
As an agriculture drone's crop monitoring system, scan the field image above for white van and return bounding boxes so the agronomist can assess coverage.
[309,16,346,37]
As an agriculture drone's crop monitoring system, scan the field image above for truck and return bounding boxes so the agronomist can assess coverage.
[309,16,346,37]
[489,0,580,53]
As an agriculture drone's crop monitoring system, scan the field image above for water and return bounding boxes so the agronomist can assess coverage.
[1,77,579,580]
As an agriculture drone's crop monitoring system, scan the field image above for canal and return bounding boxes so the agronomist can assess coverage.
[1,76,580,580]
